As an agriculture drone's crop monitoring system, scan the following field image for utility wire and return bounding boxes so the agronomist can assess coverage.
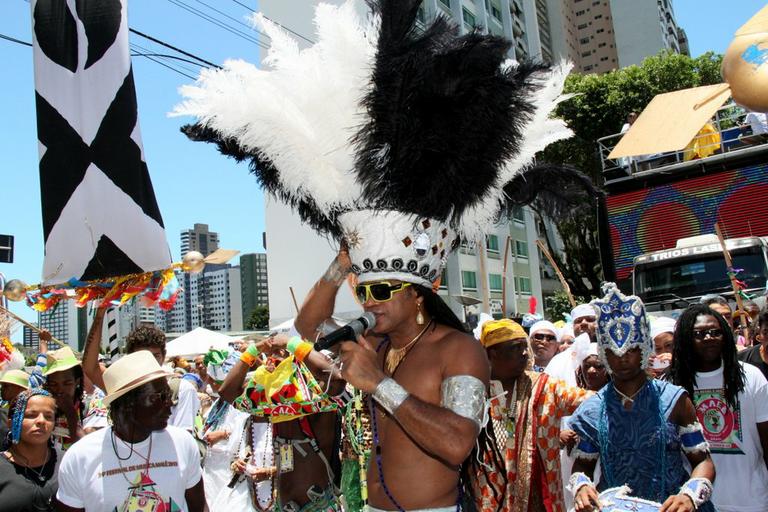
[129,28,220,69]
[230,0,315,44]
[131,40,203,75]
[130,44,200,77]
[165,0,269,50]
[0,32,32,47]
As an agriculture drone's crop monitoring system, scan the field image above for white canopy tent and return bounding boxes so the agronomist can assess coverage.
[165,327,239,358]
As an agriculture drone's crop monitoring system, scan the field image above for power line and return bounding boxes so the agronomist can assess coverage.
[129,28,220,69]
[0,32,32,47]
[165,0,269,50]
[130,45,197,80]
[229,0,315,44]
[130,42,201,77]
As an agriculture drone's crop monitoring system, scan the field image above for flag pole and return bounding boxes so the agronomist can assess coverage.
[0,303,65,345]
[535,239,576,308]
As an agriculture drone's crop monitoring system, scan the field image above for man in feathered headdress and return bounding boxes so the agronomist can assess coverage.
[175,0,592,508]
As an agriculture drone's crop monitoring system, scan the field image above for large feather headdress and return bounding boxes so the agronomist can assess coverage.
[174,0,575,286]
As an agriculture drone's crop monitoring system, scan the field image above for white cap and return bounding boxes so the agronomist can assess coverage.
[650,316,677,340]
[571,304,596,321]
[559,323,575,339]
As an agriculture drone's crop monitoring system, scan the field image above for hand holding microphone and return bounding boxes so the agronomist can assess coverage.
[315,312,376,351]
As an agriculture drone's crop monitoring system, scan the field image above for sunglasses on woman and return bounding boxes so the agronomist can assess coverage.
[355,281,411,303]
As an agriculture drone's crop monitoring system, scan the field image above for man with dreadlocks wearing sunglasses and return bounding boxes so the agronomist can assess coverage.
[669,304,768,512]
[55,351,205,512]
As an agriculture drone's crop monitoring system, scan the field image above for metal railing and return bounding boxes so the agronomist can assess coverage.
[598,102,768,184]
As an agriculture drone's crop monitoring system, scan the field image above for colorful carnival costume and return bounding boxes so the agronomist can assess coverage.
[568,285,714,511]
[474,320,591,512]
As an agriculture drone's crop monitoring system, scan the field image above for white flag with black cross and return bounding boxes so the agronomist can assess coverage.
[30,0,171,286]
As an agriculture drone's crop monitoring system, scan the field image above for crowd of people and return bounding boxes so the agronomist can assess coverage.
[1,250,766,512]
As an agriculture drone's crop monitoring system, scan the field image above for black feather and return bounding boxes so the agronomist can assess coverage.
[355,0,548,227]
[181,123,343,237]
[502,164,603,221]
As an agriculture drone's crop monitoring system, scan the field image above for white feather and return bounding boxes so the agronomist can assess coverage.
[458,61,575,239]
[172,1,377,215]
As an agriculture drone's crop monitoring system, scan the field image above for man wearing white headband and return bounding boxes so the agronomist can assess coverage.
[571,304,597,343]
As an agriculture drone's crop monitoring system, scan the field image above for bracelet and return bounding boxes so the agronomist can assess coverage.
[286,336,314,363]
[240,344,260,367]
[568,472,594,495]
[373,378,409,415]
[679,477,713,509]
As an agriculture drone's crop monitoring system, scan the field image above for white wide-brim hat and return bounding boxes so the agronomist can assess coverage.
[102,351,171,406]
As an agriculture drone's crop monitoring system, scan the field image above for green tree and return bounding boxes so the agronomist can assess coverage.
[538,51,724,296]
[544,290,587,322]
[246,305,270,330]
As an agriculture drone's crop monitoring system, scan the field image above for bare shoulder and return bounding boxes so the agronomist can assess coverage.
[431,325,489,384]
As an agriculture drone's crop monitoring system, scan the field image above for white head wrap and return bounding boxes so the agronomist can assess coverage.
[571,304,596,322]
[529,320,560,342]
[559,323,575,340]
[650,316,677,340]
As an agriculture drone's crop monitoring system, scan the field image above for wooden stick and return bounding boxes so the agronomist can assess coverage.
[289,287,300,315]
[714,223,750,335]
[535,239,576,308]
[0,303,64,345]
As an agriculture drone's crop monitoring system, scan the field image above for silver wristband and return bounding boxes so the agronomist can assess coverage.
[679,477,713,509]
[373,378,409,415]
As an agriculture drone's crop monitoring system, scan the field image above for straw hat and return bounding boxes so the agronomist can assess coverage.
[102,351,171,406]
[43,347,81,376]
[0,370,30,389]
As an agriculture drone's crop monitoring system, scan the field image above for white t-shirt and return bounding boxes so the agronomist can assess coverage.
[169,378,201,431]
[57,426,202,511]
[693,362,768,512]
[746,112,768,135]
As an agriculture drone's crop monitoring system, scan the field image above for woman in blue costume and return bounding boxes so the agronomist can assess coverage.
[568,284,715,512]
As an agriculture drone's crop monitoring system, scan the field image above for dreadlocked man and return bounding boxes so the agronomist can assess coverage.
[670,304,768,512]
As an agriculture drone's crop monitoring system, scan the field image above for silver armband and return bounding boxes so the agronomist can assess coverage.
[441,375,486,428]
[373,378,409,415]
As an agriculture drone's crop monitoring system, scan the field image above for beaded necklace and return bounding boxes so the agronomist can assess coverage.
[370,337,462,512]
[250,422,276,511]
[344,388,369,504]
[597,379,667,502]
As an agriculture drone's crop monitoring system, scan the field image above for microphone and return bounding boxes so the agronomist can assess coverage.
[314,312,376,351]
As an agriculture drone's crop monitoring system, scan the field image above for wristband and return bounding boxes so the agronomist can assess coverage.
[679,477,713,509]
[568,472,594,495]
[286,336,314,363]
[286,336,302,354]
[373,378,409,415]
[240,343,260,367]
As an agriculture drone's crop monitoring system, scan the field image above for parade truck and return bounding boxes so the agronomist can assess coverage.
[631,235,768,313]
[596,86,768,313]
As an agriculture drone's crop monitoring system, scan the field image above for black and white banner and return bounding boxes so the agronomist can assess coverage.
[31,0,171,285]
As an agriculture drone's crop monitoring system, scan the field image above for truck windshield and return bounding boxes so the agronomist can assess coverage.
[634,246,768,303]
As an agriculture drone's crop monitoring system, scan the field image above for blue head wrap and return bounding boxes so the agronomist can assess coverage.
[10,388,53,445]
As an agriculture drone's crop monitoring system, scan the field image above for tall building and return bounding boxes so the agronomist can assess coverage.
[22,323,40,351]
[180,223,219,257]
[545,0,686,74]
[258,0,568,324]
[240,253,269,322]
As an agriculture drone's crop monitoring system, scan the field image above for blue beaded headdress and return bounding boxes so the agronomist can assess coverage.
[10,388,52,445]
[591,283,652,371]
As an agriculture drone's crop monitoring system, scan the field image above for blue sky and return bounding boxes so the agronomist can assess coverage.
[0,0,765,332]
